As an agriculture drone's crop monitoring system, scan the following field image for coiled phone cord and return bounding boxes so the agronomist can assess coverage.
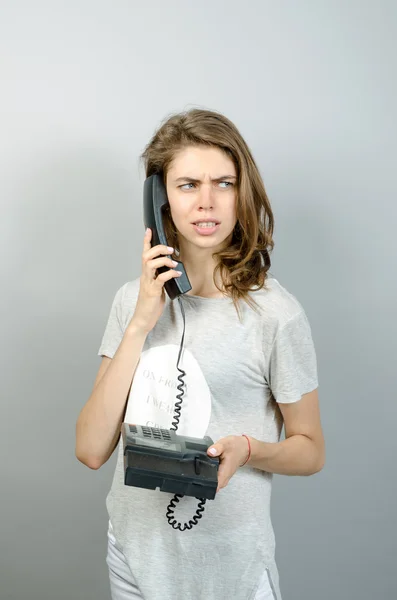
[166,296,207,531]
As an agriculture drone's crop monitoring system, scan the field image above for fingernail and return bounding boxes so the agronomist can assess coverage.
[208,448,217,456]
[167,246,174,253]
[172,260,178,267]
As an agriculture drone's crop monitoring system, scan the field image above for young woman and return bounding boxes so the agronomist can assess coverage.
[76,109,325,600]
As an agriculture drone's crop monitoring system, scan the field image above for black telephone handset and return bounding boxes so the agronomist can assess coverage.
[143,174,192,299]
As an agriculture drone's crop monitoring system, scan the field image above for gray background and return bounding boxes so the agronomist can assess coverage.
[1,1,396,599]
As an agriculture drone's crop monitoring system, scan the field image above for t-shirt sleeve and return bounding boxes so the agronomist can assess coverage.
[97,284,127,359]
[268,309,319,404]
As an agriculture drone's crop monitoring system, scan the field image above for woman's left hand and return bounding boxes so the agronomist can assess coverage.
[207,435,250,492]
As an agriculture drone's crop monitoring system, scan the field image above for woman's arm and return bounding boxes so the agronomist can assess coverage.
[207,389,325,490]
[75,322,148,470]
[248,388,325,475]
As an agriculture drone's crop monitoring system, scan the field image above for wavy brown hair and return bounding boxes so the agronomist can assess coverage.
[141,108,275,317]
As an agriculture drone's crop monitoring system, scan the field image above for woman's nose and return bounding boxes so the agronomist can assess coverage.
[198,184,214,209]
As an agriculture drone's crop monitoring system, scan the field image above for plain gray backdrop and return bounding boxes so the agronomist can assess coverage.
[1,1,396,599]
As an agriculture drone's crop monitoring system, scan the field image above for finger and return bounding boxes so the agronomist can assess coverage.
[143,244,174,263]
[143,228,152,252]
[216,464,232,492]
[217,479,230,492]
[147,257,178,272]
[155,269,182,284]
[207,442,224,457]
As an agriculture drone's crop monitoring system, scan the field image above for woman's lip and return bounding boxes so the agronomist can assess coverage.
[192,223,220,236]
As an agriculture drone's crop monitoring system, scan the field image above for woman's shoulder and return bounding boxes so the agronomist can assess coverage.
[110,277,141,313]
[122,277,141,299]
[252,276,307,328]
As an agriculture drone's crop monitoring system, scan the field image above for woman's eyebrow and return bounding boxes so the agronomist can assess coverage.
[174,175,237,183]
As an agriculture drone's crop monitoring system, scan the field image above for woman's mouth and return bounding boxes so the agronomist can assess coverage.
[192,221,220,236]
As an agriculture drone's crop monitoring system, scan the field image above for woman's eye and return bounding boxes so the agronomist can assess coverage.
[179,181,233,190]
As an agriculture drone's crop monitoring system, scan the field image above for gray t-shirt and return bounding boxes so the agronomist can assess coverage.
[97,276,319,600]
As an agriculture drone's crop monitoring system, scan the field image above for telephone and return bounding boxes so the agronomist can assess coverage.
[122,173,219,531]
[122,425,218,500]
[143,173,192,299]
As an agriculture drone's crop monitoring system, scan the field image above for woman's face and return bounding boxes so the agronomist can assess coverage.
[165,145,238,254]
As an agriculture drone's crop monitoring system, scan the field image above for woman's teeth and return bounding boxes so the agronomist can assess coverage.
[196,222,217,228]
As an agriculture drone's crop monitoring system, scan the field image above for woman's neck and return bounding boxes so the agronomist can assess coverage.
[177,246,225,298]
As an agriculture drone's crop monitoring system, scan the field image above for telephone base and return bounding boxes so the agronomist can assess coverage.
[122,424,219,500]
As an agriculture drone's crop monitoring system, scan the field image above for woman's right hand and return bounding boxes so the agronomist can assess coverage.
[130,228,182,334]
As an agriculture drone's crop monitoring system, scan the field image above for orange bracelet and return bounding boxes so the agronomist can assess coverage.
[240,434,251,466]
